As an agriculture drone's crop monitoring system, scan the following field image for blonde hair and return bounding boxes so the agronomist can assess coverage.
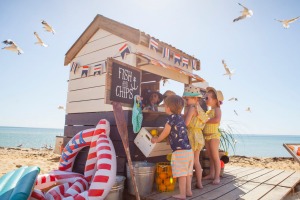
[207,90,219,107]
[164,95,184,114]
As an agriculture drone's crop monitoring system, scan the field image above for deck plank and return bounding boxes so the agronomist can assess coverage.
[238,183,274,200]
[224,166,243,173]
[142,167,300,200]
[194,180,247,200]
[215,181,260,200]
[251,169,284,183]
[265,171,295,185]
[260,186,291,200]
[279,171,300,188]
[238,168,273,181]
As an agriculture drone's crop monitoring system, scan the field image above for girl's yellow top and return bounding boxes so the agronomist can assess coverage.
[186,104,208,151]
[203,109,221,140]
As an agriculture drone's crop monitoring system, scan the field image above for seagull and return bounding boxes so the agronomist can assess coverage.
[17,144,22,148]
[2,40,24,55]
[246,107,252,112]
[234,110,238,116]
[34,32,48,47]
[228,97,238,101]
[233,3,253,22]
[274,16,300,29]
[41,20,55,34]
[57,105,65,110]
[222,60,235,80]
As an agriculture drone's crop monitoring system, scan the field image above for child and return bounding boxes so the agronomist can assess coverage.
[151,95,193,199]
[158,90,176,112]
[142,89,163,111]
[182,85,209,189]
[202,87,224,185]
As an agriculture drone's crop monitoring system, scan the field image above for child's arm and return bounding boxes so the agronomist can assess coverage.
[206,107,222,123]
[184,106,195,126]
[151,123,171,143]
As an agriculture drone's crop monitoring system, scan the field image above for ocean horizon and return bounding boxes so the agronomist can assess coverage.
[0,126,298,158]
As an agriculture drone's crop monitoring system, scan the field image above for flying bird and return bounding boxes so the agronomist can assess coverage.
[228,97,238,101]
[2,40,24,55]
[274,16,300,29]
[246,107,252,112]
[41,20,55,34]
[233,3,253,22]
[222,60,235,80]
[234,110,238,116]
[57,105,65,110]
[34,32,48,47]
[17,144,23,148]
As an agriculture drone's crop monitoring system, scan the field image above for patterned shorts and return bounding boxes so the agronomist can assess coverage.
[171,149,194,178]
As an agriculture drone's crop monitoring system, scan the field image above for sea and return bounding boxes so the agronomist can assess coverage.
[0,126,299,158]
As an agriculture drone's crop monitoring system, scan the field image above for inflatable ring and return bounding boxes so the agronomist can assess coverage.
[32,119,117,200]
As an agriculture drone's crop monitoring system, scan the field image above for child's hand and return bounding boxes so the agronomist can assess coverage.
[151,136,158,143]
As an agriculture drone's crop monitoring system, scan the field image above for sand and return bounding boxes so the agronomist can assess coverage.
[0,147,60,176]
[0,147,299,199]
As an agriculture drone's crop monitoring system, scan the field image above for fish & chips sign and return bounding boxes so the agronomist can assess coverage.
[106,58,141,107]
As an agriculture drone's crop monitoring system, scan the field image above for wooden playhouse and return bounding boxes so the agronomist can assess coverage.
[63,14,207,176]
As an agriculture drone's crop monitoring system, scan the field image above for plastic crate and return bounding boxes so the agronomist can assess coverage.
[155,162,176,192]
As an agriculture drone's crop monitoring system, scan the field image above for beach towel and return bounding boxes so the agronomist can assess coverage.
[132,95,143,133]
[0,166,40,200]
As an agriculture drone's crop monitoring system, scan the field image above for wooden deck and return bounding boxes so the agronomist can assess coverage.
[138,166,300,200]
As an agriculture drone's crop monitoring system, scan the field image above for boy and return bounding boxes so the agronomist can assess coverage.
[151,95,193,199]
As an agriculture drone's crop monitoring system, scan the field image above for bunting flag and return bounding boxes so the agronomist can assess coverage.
[174,53,181,65]
[182,57,189,68]
[149,38,158,51]
[162,47,170,60]
[192,59,197,70]
[119,43,130,60]
[81,65,89,77]
[93,64,102,75]
[70,62,79,74]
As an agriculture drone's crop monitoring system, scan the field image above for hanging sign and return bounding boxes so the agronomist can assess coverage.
[106,58,141,107]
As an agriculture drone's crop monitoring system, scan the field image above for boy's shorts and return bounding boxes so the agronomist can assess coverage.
[171,149,194,178]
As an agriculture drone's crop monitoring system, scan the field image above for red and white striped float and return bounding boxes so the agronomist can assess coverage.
[31,119,116,200]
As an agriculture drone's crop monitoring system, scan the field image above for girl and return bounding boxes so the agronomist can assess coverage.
[183,85,209,189]
[202,87,224,185]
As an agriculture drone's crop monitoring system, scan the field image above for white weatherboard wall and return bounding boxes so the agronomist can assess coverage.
[66,29,136,113]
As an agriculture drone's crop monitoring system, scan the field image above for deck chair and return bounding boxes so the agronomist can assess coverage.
[283,143,300,164]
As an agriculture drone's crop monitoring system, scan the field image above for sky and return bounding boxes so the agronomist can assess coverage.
[0,0,300,135]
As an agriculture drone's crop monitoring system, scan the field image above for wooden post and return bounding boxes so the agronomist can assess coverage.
[112,102,140,200]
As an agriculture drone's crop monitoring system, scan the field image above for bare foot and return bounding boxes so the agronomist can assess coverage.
[172,194,186,199]
[186,192,193,197]
[196,183,203,189]
[212,178,220,185]
[203,175,214,180]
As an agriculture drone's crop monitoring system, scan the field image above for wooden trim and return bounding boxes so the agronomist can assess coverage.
[64,111,168,127]
[64,15,140,66]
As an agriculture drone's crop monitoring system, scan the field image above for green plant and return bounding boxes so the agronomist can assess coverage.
[219,126,237,155]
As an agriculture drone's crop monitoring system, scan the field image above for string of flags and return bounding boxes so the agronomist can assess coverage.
[70,37,199,76]
[70,61,106,78]
[116,38,199,70]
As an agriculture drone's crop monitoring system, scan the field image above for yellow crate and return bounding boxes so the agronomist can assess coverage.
[155,162,176,192]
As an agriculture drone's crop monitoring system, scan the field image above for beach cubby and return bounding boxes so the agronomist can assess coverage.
[62,14,206,178]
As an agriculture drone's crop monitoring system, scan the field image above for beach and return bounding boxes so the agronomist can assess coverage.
[0,147,299,199]
[1,147,299,176]
[0,147,60,176]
